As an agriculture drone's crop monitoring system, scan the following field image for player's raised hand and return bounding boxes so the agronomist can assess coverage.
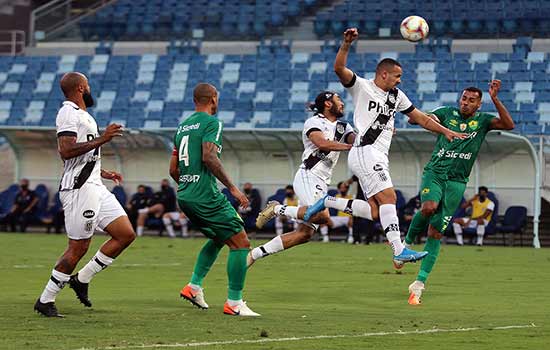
[103,123,124,141]
[489,79,501,99]
[445,130,468,142]
[101,169,123,185]
[343,28,359,43]
[230,186,250,209]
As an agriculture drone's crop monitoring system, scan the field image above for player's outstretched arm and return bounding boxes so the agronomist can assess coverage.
[488,80,515,131]
[334,28,359,86]
[407,108,467,142]
[169,154,179,183]
[101,169,123,185]
[202,142,249,208]
[309,131,352,152]
[57,123,123,160]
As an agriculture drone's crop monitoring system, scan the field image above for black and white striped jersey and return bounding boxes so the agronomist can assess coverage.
[56,101,102,191]
[345,74,415,155]
[300,114,354,184]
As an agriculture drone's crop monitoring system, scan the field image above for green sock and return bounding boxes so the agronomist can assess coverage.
[417,237,441,283]
[190,240,222,287]
[405,211,430,245]
[227,248,249,301]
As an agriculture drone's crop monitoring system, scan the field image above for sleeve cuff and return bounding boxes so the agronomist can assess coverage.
[402,105,415,115]
[342,73,357,88]
[305,127,322,138]
[172,147,178,156]
[57,131,77,137]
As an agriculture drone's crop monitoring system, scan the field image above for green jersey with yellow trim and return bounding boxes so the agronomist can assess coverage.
[424,106,496,183]
[173,112,224,202]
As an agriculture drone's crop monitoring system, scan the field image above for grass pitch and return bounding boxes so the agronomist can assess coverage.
[0,233,548,350]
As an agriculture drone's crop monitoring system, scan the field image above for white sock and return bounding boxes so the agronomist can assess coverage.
[274,205,299,219]
[163,217,176,237]
[77,250,114,283]
[324,197,372,220]
[275,217,283,235]
[179,218,188,236]
[379,204,404,256]
[138,208,149,214]
[188,283,201,291]
[348,226,353,237]
[320,226,329,236]
[251,235,284,260]
[137,226,144,236]
[453,223,464,245]
[227,299,242,306]
[39,269,70,303]
[477,225,485,245]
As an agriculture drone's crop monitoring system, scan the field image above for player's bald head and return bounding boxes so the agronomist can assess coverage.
[376,58,401,74]
[60,72,88,97]
[193,83,218,106]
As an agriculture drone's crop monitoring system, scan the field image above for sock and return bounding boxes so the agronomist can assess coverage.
[348,226,353,238]
[453,223,464,245]
[274,205,299,219]
[77,250,114,283]
[190,240,222,287]
[417,237,441,283]
[179,218,188,236]
[275,217,283,235]
[138,208,149,214]
[405,211,430,245]
[324,197,373,220]
[163,217,176,237]
[136,226,144,236]
[320,225,328,236]
[39,269,70,303]
[227,299,242,306]
[251,235,283,260]
[379,204,404,255]
[227,248,248,301]
[476,224,485,245]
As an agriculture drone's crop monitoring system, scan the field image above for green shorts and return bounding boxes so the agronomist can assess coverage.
[420,170,466,233]
[177,196,244,243]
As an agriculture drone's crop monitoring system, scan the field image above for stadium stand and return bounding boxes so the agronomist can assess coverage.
[0,38,548,134]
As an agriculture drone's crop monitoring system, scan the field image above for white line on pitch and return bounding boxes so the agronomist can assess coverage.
[73,323,538,350]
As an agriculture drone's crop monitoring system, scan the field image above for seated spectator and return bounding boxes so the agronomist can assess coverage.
[402,193,421,237]
[452,186,495,246]
[136,179,176,236]
[238,182,261,231]
[43,192,64,234]
[127,185,151,229]
[320,181,354,243]
[0,179,39,232]
[275,185,298,235]
[162,210,189,238]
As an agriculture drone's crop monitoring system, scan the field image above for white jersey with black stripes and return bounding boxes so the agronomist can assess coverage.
[56,101,102,191]
[345,74,414,155]
[299,114,354,184]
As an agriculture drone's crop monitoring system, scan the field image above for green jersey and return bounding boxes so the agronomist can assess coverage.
[424,106,496,183]
[173,111,224,202]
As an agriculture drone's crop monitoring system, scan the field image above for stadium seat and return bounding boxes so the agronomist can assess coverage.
[496,206,527,246]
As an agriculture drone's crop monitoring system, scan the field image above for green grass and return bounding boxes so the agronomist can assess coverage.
[0,233,548,350]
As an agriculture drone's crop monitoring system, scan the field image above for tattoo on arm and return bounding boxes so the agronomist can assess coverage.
[202,142,235,189]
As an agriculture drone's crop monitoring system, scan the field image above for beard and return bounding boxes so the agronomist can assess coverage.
[330,104,344,118]
[83,91,95,107]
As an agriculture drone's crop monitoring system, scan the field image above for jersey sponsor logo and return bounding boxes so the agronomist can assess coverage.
[83,210,95,218]
[179,174,201,183]
[367,101,396,118]
[87,154,100,162]
[371,120,393,131]
[468,120,479,130]
[177,123,200,134]
[437,148,473,160]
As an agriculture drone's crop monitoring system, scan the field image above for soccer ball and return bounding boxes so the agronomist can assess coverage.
[400,16,429,42]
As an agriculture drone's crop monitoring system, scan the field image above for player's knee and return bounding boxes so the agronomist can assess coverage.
[428,230,443,240]
[421,203,437,217]
[370,205,379,221]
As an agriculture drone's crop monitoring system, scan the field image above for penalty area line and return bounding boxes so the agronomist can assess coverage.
[74,323,538,350]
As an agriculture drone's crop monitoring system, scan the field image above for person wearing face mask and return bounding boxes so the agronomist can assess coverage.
[135,179,177,237]
[319,181,354,243]
[35,72,136,317]
[237,182,261,232]
[452,186,495,247]
[0,178,38,232]
[274,185,299,236]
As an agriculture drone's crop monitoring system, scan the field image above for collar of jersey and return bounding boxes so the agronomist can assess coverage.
[368,79,389,95]
[63,101,80,110]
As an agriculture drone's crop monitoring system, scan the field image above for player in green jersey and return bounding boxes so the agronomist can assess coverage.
[169,83,260,316]
[403,80,515,305]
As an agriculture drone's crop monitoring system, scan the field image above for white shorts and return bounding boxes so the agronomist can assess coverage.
[60,183,127,240]
[165,211,181,221]
[293,168,328,206]
[329,216,350,228]
[348,145,393,199]
[459,218,490,228]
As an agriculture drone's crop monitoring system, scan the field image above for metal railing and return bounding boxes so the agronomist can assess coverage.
[29,0,115,46]
[0,30,25,55]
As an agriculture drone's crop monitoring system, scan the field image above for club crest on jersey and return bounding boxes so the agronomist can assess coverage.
[83,210,95,218]
[460,123,467,131]
[85,220,93,232]
[422,187,430,194]
[388,93,396,104]
[336,124,345,134]
[468,120,479,130]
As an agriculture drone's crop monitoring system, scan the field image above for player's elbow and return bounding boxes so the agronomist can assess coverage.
[58,149,71,160]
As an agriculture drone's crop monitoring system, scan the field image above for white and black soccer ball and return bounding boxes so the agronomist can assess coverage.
[400,15,429,42]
